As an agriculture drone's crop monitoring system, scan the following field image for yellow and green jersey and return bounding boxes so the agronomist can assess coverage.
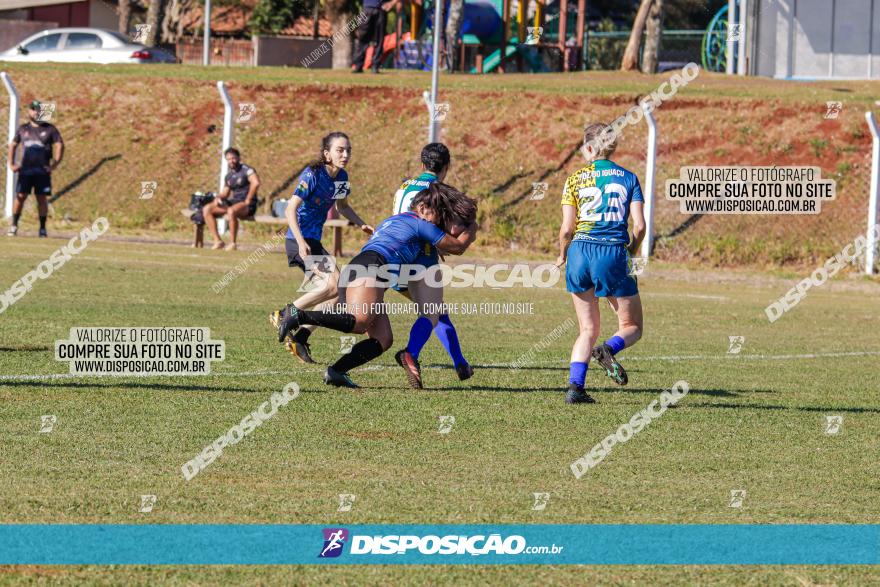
[561,159,644,245]
[392,172,438,215]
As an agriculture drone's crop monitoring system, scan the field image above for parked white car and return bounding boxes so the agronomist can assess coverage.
[0,28,177,64]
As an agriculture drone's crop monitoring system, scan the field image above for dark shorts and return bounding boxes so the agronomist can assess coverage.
[348,250,386,269]
[343,250,392,288]
[17,173,51,196]
[227,197,257,216]
[286,237,333,272]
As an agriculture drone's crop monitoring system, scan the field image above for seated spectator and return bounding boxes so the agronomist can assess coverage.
[203,148,260,251]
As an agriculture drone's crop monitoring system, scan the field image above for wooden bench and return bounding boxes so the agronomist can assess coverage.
[180,208,352,253]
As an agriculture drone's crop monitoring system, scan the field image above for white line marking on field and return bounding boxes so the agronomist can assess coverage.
[643,293,730,301]
[2,351,877,381]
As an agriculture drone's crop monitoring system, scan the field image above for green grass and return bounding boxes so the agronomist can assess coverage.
[0,235,879,583]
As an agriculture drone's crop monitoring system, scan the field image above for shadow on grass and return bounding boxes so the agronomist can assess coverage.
[0,380,255,393]
[50,154,122,204]
[0,345,51,352]
[494,141,582,215]
[687,401,880,415]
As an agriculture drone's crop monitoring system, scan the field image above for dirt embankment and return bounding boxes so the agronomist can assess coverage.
[4,65,876,271]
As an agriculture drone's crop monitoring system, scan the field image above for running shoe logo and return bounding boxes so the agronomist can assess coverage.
[319,528,349,558]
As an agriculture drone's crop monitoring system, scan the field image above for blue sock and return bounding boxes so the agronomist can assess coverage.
[406,317,434,360]
[605,335,626,355]
[434,314,467,367]
[569,362,588,387]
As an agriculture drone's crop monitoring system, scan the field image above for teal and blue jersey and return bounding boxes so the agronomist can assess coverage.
[286,165,351,241]
[392,171,440,265]
[561,159,643,246]
[362,212,446,266]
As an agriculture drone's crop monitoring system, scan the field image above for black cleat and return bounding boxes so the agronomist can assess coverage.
[455,363,474,382]
[278,307,302,343]
[591,343,628,386]
[270,304,294,329]
[286,338,316,364]
[324,366,358,388]
[394,349,423,389]
[565,384,596,404]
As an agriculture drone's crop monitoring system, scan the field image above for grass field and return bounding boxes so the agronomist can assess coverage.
[1,233,879,584]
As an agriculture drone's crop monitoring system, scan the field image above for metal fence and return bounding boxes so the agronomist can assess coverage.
[177,39,254,66]
[585,30,704,71]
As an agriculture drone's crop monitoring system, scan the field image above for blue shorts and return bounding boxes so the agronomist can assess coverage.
[565,240,638,297]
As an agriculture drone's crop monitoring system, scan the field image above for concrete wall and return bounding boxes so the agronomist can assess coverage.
[755,0,880,78]
[89,0,117,30]
[254,36,332,68]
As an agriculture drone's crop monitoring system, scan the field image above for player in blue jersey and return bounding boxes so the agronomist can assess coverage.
[278,182,478,388]
[269,132,374,363]
[391,143,473,389]
[556,123,647,404]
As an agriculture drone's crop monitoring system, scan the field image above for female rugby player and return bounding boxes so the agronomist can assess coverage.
[269,132,373,363]
[556,123,646,404]
[392,143,473,389]
[278,182,478,388]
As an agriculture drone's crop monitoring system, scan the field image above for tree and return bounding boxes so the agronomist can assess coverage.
[620,0,652,71]
[641,0,663,73]
[161,0,194,43]
[145,0,165,46]
[325,0,356,69]
[118,0,132,35]
[445,0,464,71]
[250,0,305,34]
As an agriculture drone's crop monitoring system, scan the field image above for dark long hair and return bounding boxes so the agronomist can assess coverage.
[308,131,350,171]
[411,182,477,232]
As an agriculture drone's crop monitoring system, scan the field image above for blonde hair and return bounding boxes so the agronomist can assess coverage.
[582,123,618,160]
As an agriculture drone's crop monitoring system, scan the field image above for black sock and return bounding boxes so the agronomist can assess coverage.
[293,327,312,344]
[12,213,20,227]
[39,216,46,230]
[332,338,384,373]
[298,310,356,333]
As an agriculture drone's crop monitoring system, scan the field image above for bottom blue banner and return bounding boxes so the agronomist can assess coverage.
[0,524,877,565]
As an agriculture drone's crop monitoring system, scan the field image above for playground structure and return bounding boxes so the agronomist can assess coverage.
[374,0,587,73]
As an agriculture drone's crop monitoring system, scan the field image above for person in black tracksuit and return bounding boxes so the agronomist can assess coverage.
[6,100,64,238]
[352,0,399,73]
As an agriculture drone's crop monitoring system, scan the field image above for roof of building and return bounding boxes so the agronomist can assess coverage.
[181,0,332,38]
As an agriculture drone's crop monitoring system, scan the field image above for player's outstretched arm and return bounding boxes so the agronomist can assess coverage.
[336,198,374,234]
[556,205,576,267]
[628,201,646,255]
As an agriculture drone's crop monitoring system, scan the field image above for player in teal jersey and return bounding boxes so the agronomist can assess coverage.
[556,123,647,404]
[391,143,473,388]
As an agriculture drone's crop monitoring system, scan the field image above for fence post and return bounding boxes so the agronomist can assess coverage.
[216,81,234,236]
[865,112,879,275]
[1,72,18,220]
[641,106,658,259]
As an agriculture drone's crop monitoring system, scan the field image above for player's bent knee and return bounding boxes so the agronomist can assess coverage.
[378,333,393,351]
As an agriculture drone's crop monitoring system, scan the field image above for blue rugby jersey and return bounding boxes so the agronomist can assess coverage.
[286,165,351,241]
